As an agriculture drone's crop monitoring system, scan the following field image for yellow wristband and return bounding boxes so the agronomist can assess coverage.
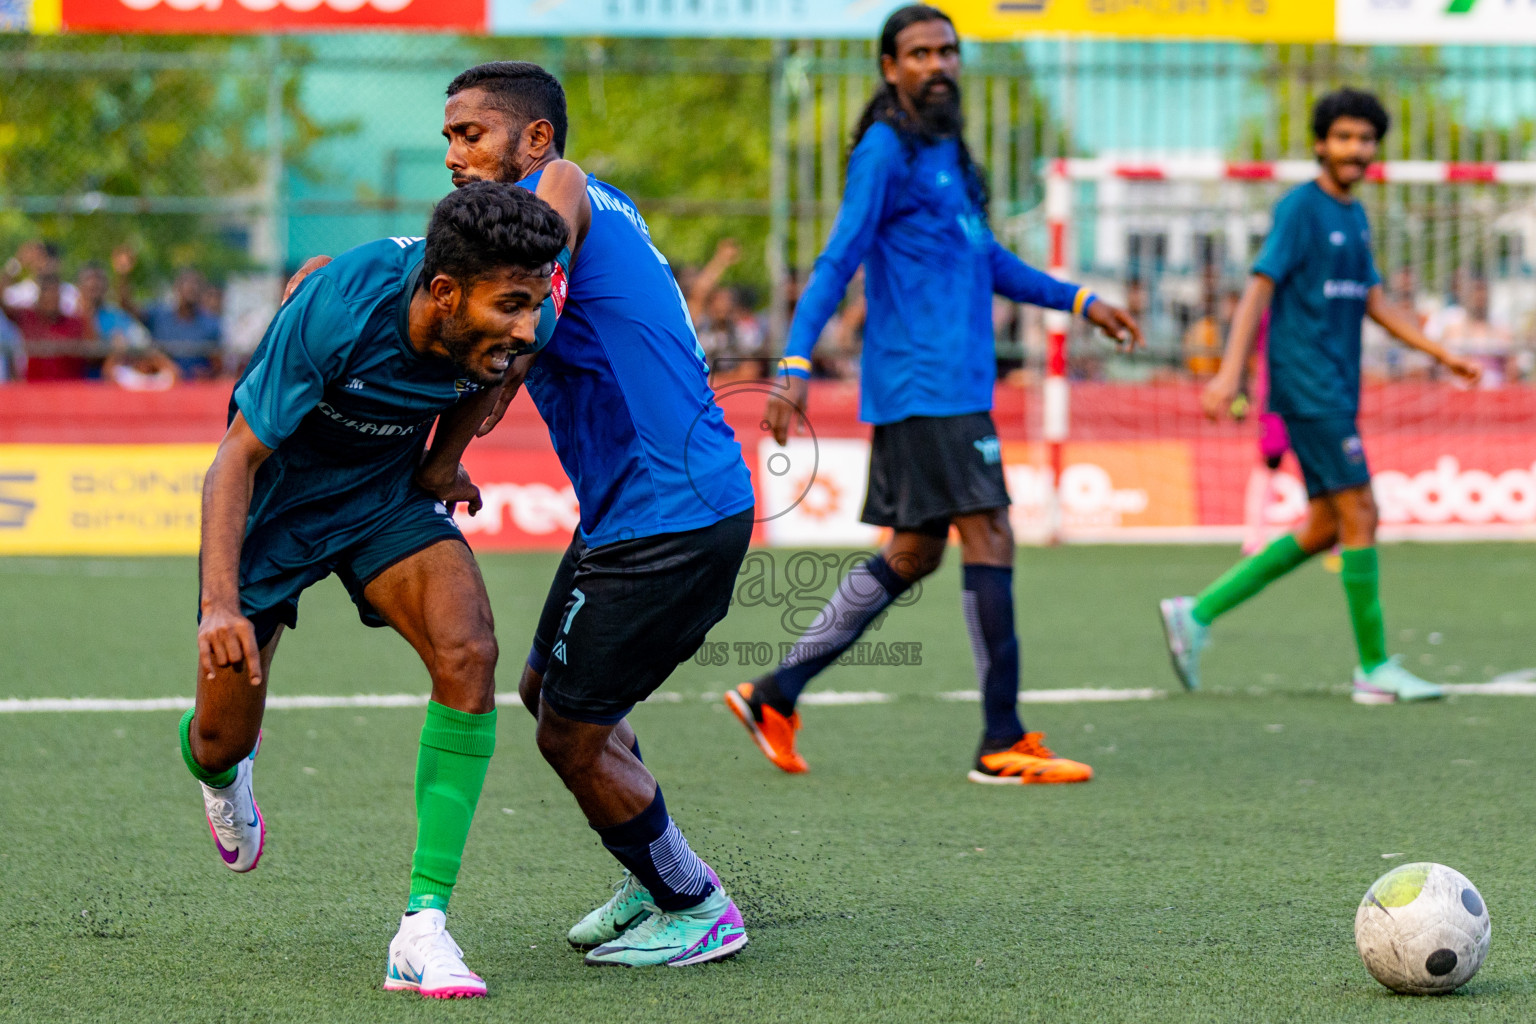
[779,356,812,378]
[1072,287,1094,317]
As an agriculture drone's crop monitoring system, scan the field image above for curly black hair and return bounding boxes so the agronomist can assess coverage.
[1312,88,1390,142]
[422,180,567,285]
[447,61,568,157]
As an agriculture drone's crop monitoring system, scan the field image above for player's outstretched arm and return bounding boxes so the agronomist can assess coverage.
[1366,285,1482,386]
[987,242,1142,349]
[768,128,901,445]
[1203,274,1273,420]
[534,159,592,259]
[198,413,273,685]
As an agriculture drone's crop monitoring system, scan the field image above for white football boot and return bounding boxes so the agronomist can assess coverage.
[200,736,265,873]
[383,909,488,999]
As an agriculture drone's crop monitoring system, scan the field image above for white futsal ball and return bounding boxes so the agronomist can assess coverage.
[1354,862,1490,995]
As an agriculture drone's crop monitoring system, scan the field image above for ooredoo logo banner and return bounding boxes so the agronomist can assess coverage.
[60,0,486,32]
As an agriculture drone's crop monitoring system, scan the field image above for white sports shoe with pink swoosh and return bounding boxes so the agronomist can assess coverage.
[199,735,264,873]
[384,910,487,999]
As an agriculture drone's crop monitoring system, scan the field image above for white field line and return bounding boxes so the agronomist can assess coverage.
[800,690,894,706]
[1441,681,1536,696]
[939,688,1165,703]
[3,673,1534,713]
[0,693,428,714]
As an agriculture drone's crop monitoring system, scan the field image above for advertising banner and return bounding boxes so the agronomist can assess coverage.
[1,0,28,31]
[950,0,1337,42]
[489,0,895,38]
[0,444,212,555]
[1337,0,1536,43]
[757,435,1536,546]
[1,434,1528,555]
[452,447,581,551]
[53,0,485,33]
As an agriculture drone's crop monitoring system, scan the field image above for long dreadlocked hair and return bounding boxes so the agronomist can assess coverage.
[852,4,989,216]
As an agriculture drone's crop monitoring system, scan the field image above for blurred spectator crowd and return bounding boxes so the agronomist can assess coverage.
[1171,268,1536,390]
[0,240,238,389]
[7,232,1532,392]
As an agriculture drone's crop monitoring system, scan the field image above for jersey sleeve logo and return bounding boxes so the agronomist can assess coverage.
[550,260,569,318]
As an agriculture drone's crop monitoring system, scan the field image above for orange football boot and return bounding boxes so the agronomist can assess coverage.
[724,681,808,774]
[967,732,1093,785]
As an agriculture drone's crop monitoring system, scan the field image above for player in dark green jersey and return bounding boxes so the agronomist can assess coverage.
[1159,89,1481,703]
[181,182,567,999]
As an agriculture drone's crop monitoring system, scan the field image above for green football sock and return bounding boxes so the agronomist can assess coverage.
[1192,534,1312,626]
[1340,547,1389,672]
[408,701,497,914]
[178,707,239,789]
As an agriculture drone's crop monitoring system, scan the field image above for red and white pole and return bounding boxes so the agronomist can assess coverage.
[1042,159,1071,545]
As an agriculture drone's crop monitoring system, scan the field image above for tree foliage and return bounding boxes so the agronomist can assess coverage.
[0,34,338,285]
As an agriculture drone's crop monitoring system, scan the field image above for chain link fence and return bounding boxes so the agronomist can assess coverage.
[4,34,1536,366]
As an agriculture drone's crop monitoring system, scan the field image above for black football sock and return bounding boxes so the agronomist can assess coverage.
[595,787,715,913]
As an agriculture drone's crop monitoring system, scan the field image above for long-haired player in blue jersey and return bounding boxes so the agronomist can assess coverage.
[724,5,1142,784]
[1159,88,1482,703]
[433,63,754,967]
[188,183,566,998]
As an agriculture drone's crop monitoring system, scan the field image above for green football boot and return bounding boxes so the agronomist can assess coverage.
[583,886,747,968]
[567,870,653,951]
[1352,656,1444,705]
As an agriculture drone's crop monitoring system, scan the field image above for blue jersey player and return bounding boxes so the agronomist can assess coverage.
[1159,89,1481,703]
[185,183,567,999]
[724,5,1141,784]
[433,63,755,967]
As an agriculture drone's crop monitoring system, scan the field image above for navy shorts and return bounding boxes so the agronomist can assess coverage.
[212,490,467,648]
[862,412,1011,537]
[528,510,753,725]
[1283,414,1372,500]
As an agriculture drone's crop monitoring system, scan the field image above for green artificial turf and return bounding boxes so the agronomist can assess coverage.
[2,544,1533,1023]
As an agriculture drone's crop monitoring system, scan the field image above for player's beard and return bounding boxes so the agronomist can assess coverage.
[915,75,963,137]
[439,304,507,387]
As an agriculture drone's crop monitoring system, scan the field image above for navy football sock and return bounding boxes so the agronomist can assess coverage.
[595,788,714,912]
[771,555,911,710]
[962,564,1026,749]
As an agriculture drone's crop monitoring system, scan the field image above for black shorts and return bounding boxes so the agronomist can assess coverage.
[861,412,1011,537]
[528,510,753,725]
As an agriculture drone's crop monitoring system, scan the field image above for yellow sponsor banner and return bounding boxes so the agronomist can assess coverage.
[951,0,1336,42]
[0,445,214,556]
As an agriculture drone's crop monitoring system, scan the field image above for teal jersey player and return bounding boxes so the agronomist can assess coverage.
[233,235,482,612]
[182,182,568,1000]
[1159,89,1482,705]
[1254,180,1380,419]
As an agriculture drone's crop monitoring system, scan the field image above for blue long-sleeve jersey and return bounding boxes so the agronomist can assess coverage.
[785,121,1092,425]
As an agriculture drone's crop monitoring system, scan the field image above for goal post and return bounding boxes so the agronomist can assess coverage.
[1020,158,1536,546]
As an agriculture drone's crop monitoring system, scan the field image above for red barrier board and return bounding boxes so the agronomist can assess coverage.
[3,381,1532,549]
[59,0,485,33]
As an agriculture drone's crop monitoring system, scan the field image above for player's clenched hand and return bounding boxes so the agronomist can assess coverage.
[419,463,483,517]
[1085,301,1143,350]
[765,374,809,447]
[1443,353,1484,387]
[1201,371,1242,422]
[282,255,332,304]
[198,606,263,687]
